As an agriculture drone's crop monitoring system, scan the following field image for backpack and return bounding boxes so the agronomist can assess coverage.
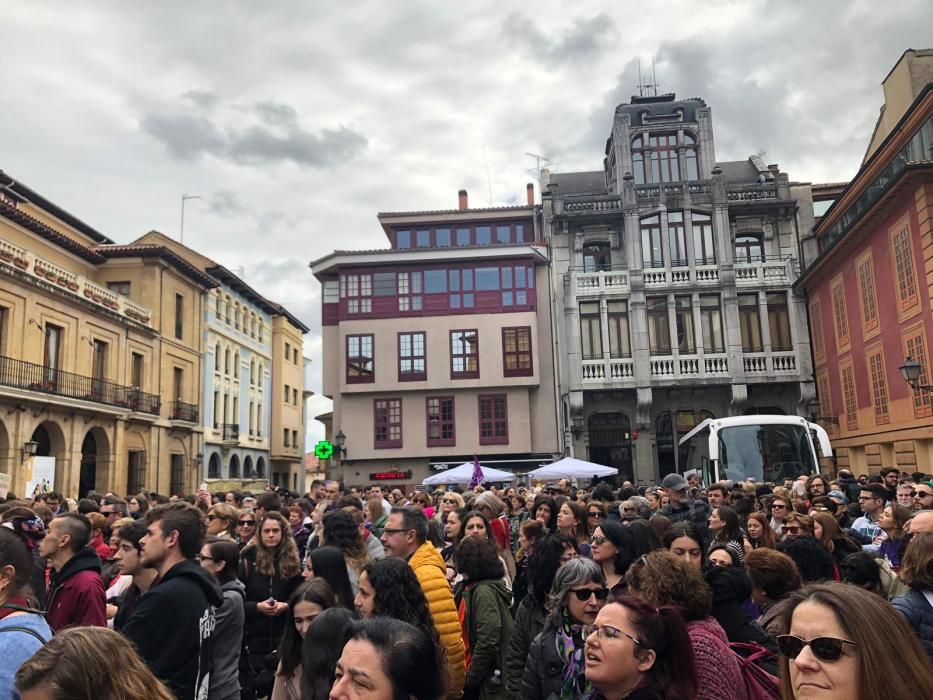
[730,642,782,700]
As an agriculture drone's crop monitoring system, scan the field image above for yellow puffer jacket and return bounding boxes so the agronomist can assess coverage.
[409,541,466,698]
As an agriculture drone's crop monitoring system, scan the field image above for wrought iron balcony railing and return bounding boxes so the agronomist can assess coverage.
[222,423,239,441]
[170,400,199,422]
[0,354,160,414]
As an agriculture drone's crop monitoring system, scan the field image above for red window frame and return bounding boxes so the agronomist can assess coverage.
[450,329,479,379]
[346,334,374,384]
[426,396,455,447]
[398,332,426,381]
[373,398,402,448]
[478,394,508,445]
[502,327,533,377]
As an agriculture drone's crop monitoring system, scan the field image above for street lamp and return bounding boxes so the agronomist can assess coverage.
[806,398,839,426]
[180,193,201,244]
[333,430,347,460]
[21,440,39,460]
[899,356,933,393]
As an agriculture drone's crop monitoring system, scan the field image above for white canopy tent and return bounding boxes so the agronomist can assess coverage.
[421,462,515,486]
[527,457,618,481]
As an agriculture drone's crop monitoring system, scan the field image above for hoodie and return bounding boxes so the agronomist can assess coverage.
[45,546,106,632]
[122,559,224,700]
[461,579,513,700]
[210,578,246,700]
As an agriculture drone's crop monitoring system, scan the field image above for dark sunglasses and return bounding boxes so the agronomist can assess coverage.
[591,535,607,545]
[782,526,801,534]
[238,519,256,526]
[207,514,226,521]
[570,587,609,602]
[776,635,857,661]
[588,511,604,519]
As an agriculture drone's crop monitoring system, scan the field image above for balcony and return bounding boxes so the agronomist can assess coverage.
[0,354,160,414]
[735,259,795,287]
[563,196,622,215]
[575,270,630,295]
[581,358,635,384]
[742,351,798,376]
[0,235,153,326]
[170,400,199,423]
[649,353,731,380]
[222,423,240,442]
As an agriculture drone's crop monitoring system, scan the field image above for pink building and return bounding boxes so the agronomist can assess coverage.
[311,189,559,489]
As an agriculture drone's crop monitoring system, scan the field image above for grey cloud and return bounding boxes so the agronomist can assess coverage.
[208,191,246,218]
[503,13,616,66]
[141,98,367,168]
[181,89,221,109]
[140,112,226,160]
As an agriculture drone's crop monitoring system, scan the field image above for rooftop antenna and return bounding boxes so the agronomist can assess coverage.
[636,58,659,97]
[526,152,552,180]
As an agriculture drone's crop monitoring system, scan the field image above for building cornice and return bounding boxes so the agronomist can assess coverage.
[310,244,549,277]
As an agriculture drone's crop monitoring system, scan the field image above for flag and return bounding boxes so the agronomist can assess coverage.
[469,455,484,489]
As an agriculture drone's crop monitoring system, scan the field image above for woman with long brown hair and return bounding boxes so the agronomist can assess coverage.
[15,626,175,700]
[239,511,303,699]
[745,511,776,550]
[777,583,933,700]
[556,500,592,557]
[811,511,859,575]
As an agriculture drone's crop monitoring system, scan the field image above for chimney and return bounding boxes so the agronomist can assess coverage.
[526,183,534,206]
[458,189,468,210]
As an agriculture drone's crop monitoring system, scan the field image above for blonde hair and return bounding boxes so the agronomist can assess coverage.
[16,627,175,700]
[209,503,241,538]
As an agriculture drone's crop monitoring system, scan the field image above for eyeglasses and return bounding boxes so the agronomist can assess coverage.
[196,555,216,563]
[238,520,256,526]
[583,623,644,646]
[442,499,458,504]
[570,587,609,602]
[382,528,414,535]
[917,491,933,499]
[771,504,787,510]
[776,635,857,661]
[588,511,604,519]
[782,526,801,535]
[590,535,607,545]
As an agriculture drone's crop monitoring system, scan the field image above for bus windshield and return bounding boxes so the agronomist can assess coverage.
[717,424,818,483]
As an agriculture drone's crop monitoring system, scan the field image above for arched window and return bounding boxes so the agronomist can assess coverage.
[224,348,231,375]
[683,132,699,180]
[583,242,612,272]
[233,352,240,379]
[258,322,264,343]
[256,456,266,479]
[214,343,221,373]
[234,305,241,330]
[632,135,646,184]
[208,453,221,479]
[225,297,232,324]
[257,363,264,388]
[216,294,224,319]
[735,234,765,263]
[229,454,240,479]
[250,359,256,385]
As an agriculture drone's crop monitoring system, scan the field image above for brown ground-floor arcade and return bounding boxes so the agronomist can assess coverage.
[0,395,201,499]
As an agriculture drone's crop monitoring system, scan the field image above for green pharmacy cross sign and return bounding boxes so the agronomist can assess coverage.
[314,440,335,460]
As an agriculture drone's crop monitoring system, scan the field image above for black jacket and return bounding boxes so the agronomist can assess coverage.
[505,594,547,699]
[122,559,224,700]
[892,589,933,661]
[705,565,779,676]
[239,545,303,659]
[837,476,861,504]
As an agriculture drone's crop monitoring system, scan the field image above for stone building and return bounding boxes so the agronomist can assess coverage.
[542,93,815,482]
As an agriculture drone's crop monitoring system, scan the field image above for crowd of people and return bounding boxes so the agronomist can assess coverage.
[0,467,931,699]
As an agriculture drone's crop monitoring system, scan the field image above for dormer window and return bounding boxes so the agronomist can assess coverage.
[631,132,699,184]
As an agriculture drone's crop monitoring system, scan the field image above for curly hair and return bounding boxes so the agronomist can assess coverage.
[362,557,442,652]
[254,511,301,578]
[531,494,557,530]
[526,532,576,604]
[625,550,712,621]
[777,535,835,583]
[322,509,368,573]
[455,535,504,582]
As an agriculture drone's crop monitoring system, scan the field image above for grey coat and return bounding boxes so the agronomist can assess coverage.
[210,578,246,700]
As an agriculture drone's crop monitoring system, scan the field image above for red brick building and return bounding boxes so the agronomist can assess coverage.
[798,50,933,476]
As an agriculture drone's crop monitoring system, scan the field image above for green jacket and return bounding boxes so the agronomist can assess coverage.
[462,579,513,700]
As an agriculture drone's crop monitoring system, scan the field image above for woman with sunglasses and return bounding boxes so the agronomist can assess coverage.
[776,583,933,700]
[198,537,244,700]
[521,558,607,700]
[780,512,815,540]
[583,595,696,700]
[236,510,257,549]
[769,495,791,535]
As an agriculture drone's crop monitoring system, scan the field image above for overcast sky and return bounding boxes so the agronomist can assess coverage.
[2,1,930,447]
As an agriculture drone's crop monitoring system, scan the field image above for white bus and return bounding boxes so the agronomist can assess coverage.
[677,415,832,485]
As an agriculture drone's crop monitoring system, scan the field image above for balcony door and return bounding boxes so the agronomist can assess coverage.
[43,324,62,387]
[587,413,633,482]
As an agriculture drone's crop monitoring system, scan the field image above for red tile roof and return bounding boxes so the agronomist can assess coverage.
[0,198,106,263]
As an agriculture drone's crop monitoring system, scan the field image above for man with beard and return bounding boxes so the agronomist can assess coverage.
[121,502,223,700]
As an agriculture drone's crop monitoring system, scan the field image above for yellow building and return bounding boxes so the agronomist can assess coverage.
[0,171,215,498]
[270,312,309,491]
